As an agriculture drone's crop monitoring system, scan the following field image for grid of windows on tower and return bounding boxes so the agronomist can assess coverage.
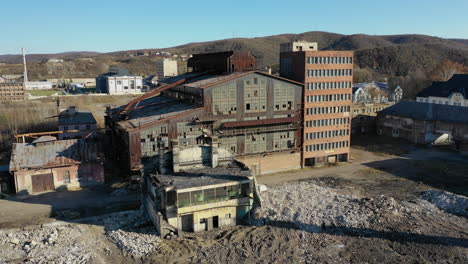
[305,94,351,103]
[305,129,349,140]
[305,141,349,152]
[306,106,350,115]
[305,118,350,127]
[306,57,353,64]
[307,69,352,77]
[306,82,352,90]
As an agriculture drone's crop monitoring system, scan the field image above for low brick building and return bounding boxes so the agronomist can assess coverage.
[9,137,104,194]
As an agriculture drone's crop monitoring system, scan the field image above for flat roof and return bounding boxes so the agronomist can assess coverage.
[152,162,252,191]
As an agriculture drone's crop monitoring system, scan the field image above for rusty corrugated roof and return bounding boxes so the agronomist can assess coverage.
[9,139,103,171]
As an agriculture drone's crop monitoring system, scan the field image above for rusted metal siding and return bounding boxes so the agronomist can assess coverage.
[188,51,256,73]
[228,52,257,73]
[128,131,142,171]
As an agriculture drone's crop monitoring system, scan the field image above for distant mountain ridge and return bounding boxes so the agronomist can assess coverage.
[1,31,467,78]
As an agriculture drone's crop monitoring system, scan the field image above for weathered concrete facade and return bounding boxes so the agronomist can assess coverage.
[142,163,254,235]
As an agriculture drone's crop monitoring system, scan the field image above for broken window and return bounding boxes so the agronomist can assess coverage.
[167,190,176,207]
[246,103,250,110]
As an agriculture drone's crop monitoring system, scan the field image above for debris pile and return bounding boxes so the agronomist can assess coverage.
[254,181,403,231]
[102,210,161,257]
[421,190,468,217]
[0,224,92,263]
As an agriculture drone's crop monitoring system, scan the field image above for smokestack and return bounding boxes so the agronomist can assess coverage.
[22,48,28,84]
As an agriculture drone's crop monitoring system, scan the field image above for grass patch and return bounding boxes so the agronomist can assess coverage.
[354,167,386,175]
[28,90,65,96]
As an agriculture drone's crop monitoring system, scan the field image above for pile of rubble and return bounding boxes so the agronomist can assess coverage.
[0,224,93,263]
[421,190,468,217]
[102,210,161,257]
[0,210,160,263]
[254,181,404,232]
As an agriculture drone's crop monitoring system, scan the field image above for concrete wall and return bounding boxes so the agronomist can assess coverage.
[13,163,104,194]
[237,151,301,175]
[173,197,251,232]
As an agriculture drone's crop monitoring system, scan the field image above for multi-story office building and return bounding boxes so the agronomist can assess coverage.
[280,41,353,167]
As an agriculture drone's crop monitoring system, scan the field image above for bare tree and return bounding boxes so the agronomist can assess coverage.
[430,60,467,81]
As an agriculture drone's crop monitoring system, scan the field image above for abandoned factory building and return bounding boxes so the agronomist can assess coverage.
[9,137,104,194]
[106,52,303,175]
[377,101,468,150]
[143,162,254,234]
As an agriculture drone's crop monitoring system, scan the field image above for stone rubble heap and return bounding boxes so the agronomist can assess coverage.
[0,210,160,263]
[254,181,405,232]
[0,224,92,264]
[102,210,161,257]
[421,190,468,217]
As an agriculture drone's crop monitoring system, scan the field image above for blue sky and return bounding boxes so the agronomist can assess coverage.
[1,0,467,54]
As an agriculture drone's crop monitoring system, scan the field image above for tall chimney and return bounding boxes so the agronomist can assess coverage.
[22,48,28,84]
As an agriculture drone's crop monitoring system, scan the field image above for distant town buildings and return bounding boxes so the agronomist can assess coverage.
[96,68,143,95]
[352,82,403,103]
[58,106,97,140]
[416,74,468,107]
[280,41,353,167]
[9,137,104,194]
[0,82,25,101]
[156,59,178,79]
[377,101,468,149]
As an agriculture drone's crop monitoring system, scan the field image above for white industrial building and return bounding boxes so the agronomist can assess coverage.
[24,81,53,90]
[96,68,144,95]
[106,75,144,95]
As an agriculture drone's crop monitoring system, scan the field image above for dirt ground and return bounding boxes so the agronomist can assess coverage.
[1,143,467,263]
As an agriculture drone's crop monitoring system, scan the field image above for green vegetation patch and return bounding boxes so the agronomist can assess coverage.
[28,90,65,96]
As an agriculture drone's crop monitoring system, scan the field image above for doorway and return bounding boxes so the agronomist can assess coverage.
[181,214,194,232]
[31,174,54,193]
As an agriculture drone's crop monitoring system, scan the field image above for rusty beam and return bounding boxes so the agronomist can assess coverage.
[223,117,299,128]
